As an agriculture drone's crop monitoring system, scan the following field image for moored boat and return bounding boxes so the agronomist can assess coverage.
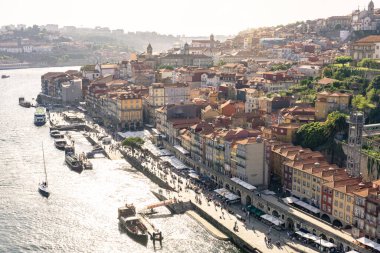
[65,153,83,173]
[34,107,46,126]
[1,74,10,79]
[83,160,93,170]
[54,139,67,150]
[19,97,31,108]
[118,204,149,244]
[50,130,64,139]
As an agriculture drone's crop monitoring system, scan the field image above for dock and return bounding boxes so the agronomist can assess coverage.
[139,213,163,247]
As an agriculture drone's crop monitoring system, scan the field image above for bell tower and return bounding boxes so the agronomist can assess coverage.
[147,43,152,56]
[369,0,375,13]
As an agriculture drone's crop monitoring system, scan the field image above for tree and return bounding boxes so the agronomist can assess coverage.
[217,60,226,66]
[122,137,144,154]
[335,56,352,67]
[357,58,380,69]
[352,95,375,111]
[294,112,348,149]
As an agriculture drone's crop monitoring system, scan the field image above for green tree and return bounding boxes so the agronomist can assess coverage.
[352,95,376,111]
[335,56,352,67]
[217,60,226,66]
[122,137,144,154]
[357,58,380,69]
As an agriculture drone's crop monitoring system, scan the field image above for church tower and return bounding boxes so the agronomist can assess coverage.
[210,34,215,48]
[184,42,189,55]
[147,43,152,56]
[369,0,375,13]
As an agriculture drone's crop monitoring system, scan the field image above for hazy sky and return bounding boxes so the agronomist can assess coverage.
[2,0,378,36]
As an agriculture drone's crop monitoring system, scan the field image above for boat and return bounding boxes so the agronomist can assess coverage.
[38,142,50,197]
[50,130,64,139]
[65,153,83,173]
[34,107,46,126]
[118,204,149,244]
[19,97,31,108]
[1,74,10,79]
[54,139,67,150]
[83,160,93,170]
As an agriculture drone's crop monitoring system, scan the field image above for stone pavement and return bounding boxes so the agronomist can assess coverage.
[128,148,320,253]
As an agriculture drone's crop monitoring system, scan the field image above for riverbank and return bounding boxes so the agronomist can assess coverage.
[49,110,319,253]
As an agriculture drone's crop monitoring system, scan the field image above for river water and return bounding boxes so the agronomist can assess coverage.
[0,67,241,253]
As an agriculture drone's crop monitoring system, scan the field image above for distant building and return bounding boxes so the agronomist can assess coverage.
[350,35,380,60]
[315,91,351,120]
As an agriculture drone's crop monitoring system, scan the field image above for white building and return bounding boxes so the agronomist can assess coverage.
[61,79,82,103]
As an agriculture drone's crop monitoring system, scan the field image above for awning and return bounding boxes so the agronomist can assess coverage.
[282,197,298,204]
[293,199,320,214]
[247,205,265,216]
[174,145,189,155]
[314,239,336,248]
[161,156,187,170]
[295,231,306,237]
[231,177,256,191]
[303,233,320,241]
[260,214,284,226]
[357,237,380,250]
[188,172,200,180]
[214,188,240,201]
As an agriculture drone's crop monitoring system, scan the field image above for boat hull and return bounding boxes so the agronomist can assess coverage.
[119,219,149,245]
[38,185,50,197]
[34,121,46,126]
[65,155,83,173]
[55,144,66,150]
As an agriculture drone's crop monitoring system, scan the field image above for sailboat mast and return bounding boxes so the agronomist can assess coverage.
[42,142,47,183]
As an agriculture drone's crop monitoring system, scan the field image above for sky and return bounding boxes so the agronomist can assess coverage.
[2,0,378,36]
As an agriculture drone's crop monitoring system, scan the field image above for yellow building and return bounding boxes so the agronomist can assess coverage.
[271,123,300,143]
[115,92,143,130]
[324,179,361,227]
[315,91,351,121]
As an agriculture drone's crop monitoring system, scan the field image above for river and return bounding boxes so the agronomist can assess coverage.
[0,67,241,253]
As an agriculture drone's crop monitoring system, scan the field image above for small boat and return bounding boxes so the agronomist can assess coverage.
[19,97,31,108]
[38,142,50,197]
[118,204,149,244]
[1,75,10,79]
[34,107,46,126]
[50,130,64,139]
[54,139,67,150]
[83,160,93,170]
[65,153,83,172]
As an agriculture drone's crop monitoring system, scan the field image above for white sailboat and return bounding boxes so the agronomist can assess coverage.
[38,142,50,197]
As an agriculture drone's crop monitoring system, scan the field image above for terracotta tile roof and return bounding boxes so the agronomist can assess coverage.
[355,35,380,44]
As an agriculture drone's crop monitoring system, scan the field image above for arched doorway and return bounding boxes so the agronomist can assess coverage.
[329,238,335,244]
[332,219,343,228]
[321,214,331,223]
[319,234,327,240]
[245,195,252,206]
[225,184,230,190]
[272,210,280,218]
[236,190,241,197]
[286,218,294,230]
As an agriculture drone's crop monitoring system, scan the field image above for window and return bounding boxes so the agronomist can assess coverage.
[340,192,344,199]
[346,205,351,212]
[335,191,339,197]
[334,200,338,207]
